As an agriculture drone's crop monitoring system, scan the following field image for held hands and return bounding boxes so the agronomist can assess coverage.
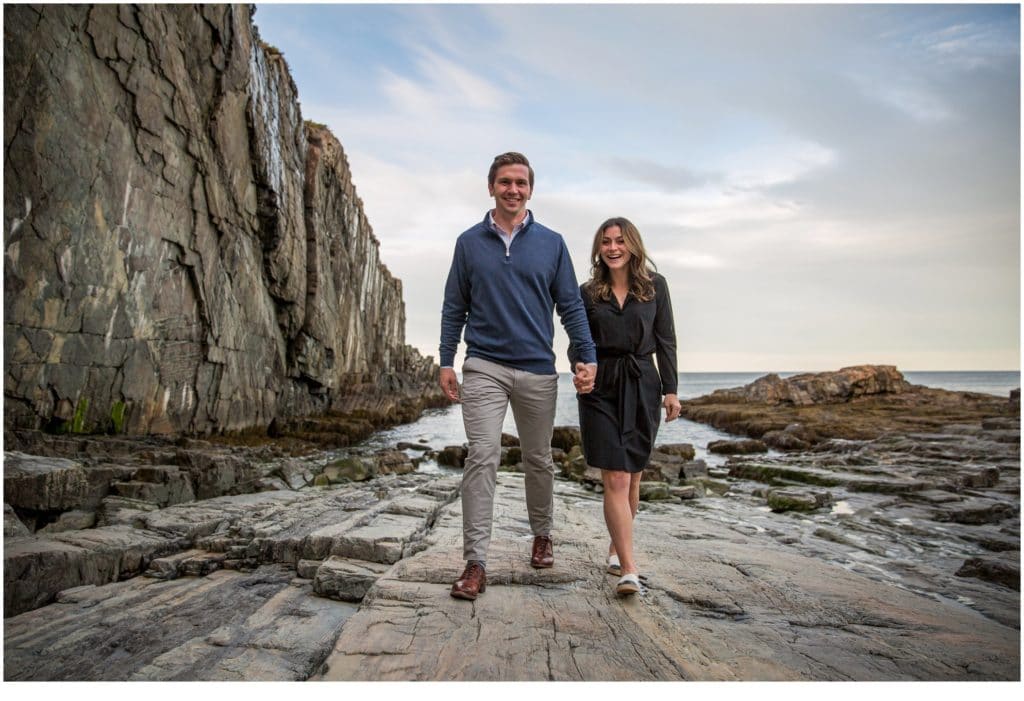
[663,393,681,422]
[573,362,597,394]
[439,367,460,403]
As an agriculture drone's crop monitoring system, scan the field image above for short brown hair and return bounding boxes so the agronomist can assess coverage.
[488,152,534,188]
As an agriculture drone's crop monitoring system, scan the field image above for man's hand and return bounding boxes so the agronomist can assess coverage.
[663,393,681,422]
[439,368,460,403]
[572,362,597,394]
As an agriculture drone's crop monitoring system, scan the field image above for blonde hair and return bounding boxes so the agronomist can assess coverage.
[584,217,656,303]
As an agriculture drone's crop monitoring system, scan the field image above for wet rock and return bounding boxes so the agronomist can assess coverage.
[437,446,467,468]
[501,446,522,466]
[560,446,586,481]
[312,556,390,601]
[931,499,1017,525]
[273,460,314,490]
[550,426,581,452]
[813,526,889,557]
[323,456,376,483]
[396,442,431,452]
[767,489,833,513]
[762,423,821,450]
[956,554,1020,591]
[374,450,415,476]
[581,466,604,487]
[501,433,520,447]
[639,482,672,501]
[670,485,698,500]
[655,443,696,460]
[982,417,1018,431]
[643,451,684,482]
[708,439,768,455]
[681,459,709,480]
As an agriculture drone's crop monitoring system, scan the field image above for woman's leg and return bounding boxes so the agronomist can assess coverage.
[602,469,638,575]
[609,472,643,558]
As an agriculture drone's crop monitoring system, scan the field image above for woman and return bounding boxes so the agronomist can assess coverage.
[571,217,681,596]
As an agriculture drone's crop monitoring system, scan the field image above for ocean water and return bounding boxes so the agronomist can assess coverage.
[358,370,1020,464]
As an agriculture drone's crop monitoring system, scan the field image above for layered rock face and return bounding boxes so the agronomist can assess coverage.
[4,4,439,436]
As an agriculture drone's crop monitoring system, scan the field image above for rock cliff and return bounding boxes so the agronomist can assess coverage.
[4,4,441,436]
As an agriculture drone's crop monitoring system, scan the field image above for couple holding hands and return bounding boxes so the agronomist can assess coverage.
[439,152,680,600]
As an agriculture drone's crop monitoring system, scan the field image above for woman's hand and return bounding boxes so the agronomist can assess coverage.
[663,393,681,422]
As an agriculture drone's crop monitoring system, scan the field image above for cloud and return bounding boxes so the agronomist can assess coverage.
[380,48,509,115]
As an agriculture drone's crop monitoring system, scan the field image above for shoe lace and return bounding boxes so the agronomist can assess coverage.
[461,562,484,579]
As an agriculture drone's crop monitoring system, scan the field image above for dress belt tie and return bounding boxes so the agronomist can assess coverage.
[597,351,652,439]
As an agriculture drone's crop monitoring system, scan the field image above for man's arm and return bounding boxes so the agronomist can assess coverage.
[439,240,469,402]
[551,239,597,365]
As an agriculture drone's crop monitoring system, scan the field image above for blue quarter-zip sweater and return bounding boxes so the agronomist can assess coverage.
[440,212,597,375]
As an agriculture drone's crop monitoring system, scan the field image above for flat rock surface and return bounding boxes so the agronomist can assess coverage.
[5,470,1019,681]
[316,474,1018,681]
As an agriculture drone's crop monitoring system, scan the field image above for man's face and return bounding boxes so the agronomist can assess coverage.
[488,164,532,219]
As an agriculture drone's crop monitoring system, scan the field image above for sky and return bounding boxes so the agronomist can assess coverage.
[253,1,1020,372]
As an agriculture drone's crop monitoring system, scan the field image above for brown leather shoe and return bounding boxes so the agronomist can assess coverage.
[531,535,554,568]
[450,562,486,600]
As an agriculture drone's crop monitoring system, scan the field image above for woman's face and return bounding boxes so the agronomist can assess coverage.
[599,225,632,272]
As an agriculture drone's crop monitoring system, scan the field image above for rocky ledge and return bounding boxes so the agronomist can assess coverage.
[679,365,1019,447]
[4,469,1018,680]
[3,367,1020,679]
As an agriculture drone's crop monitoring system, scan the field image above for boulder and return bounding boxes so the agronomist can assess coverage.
[437,446,467,468]
[639,482,672,501]
[374,450,415,476]
[708,439,768,455]
[766,489,833,513]
[956,555,1020,591]
[501,446,522,466]
[550,426,581,452]
[645,450,685,482]
[706,365,910,406]
[655,443,696,460]
[396,442,431,452]
[323,456,376,483]
[680,459,709,480]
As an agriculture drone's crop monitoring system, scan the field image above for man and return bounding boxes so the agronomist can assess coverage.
[439,152,597,600]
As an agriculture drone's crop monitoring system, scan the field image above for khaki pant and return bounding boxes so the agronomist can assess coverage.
[459,356,559,562]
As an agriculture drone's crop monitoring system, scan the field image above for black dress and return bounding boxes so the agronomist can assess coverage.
[571,273,678,472]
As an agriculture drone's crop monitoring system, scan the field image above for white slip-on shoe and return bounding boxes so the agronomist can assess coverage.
[607,554,621,576]
[616,573,641,596]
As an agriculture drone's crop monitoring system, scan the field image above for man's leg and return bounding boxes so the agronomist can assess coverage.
[509,369,559,540]
[459,357,513,563]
